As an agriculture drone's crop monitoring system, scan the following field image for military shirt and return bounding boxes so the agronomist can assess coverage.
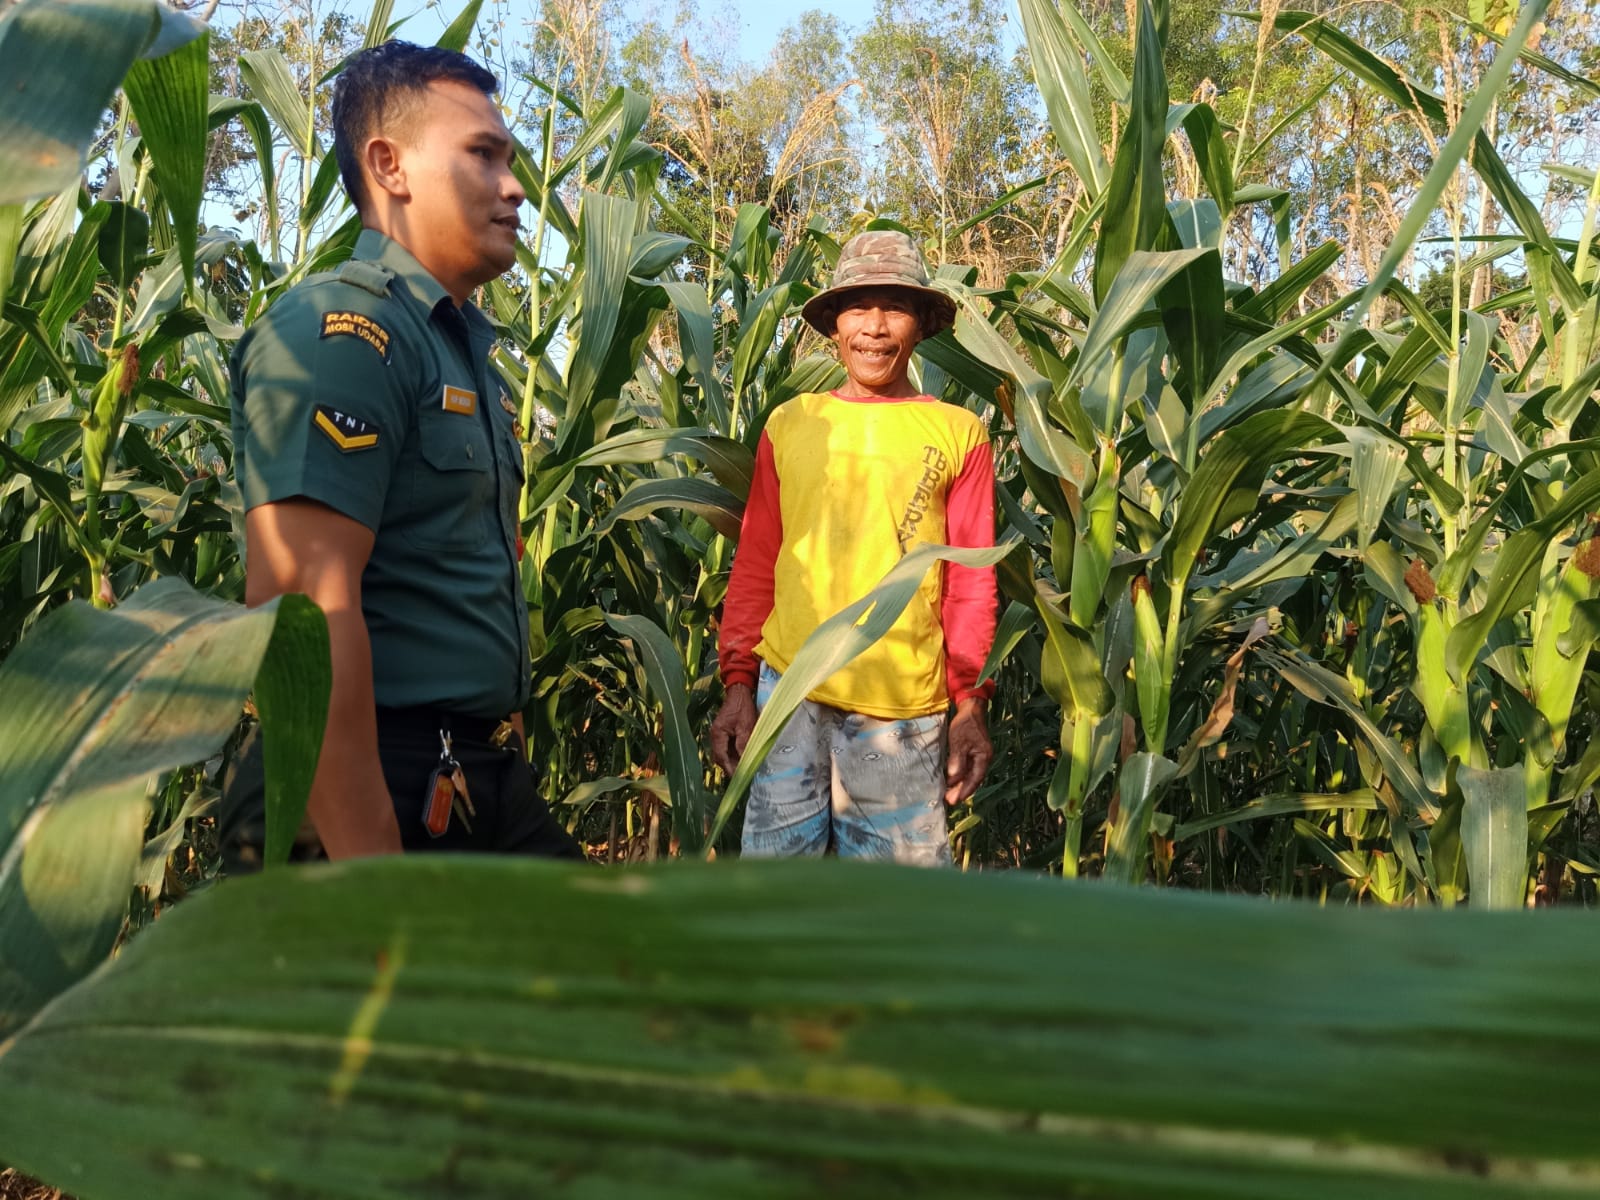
[231,229,529,717]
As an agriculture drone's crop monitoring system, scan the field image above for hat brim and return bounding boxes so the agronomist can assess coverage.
[801,280,957,337]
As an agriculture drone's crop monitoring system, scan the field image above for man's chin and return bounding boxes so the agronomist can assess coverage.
[474,247,518,284]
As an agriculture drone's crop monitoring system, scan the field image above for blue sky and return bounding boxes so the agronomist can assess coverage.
[394,0,877,67]
[391,1,1026,71]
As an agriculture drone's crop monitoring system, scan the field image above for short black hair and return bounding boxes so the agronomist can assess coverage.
[331,40,499,213]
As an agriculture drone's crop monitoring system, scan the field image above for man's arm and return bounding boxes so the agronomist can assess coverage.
[710,431,782,774]
[941,440,998,805]
[246,499,403,858]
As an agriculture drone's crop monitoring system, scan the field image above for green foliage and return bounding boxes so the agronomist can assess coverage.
[7,857,1600,1197]
[3,3,1600,1190]
[2,0,1599,899]
[0,577,327,1036]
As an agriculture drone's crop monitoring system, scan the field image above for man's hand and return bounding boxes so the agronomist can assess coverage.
[710,684,758,775]
[944,697,992,806]
[247,499,403,859]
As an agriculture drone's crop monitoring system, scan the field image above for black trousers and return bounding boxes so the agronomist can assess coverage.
[219,710,584,873]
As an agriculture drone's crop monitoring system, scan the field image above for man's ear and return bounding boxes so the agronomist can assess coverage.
[363,135,410,203]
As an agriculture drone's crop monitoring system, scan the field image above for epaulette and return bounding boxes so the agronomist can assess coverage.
[334,259,394,297]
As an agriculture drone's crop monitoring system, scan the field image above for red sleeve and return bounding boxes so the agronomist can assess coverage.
[719,431,781,690]
[941,440,998,704]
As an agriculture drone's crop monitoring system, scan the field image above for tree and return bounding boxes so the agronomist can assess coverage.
[852,0,1044,279]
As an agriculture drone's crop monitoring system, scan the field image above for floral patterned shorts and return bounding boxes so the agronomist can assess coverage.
[741,662,952,867]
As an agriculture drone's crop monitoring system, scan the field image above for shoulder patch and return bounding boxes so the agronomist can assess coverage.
[334,259,394,297]
[313,405,380,452]
[320,310,392,362]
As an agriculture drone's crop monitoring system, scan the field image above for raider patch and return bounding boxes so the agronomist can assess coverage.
[313,405,380,452]
[319,310,391,361]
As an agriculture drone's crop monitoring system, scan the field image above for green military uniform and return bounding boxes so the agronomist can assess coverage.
[223,229,581,863]
[231,228,528,715]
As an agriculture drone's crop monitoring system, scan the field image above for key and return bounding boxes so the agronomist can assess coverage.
[450,763,475,818]
[422,766,455,838]
[422,729,467,838]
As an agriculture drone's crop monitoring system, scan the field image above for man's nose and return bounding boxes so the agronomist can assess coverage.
[860,306,889,334]
[502,168,527,207]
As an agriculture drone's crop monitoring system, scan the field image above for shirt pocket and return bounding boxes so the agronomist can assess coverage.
[404,409,494,552]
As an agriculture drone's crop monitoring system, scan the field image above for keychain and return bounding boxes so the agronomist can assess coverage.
[422,729,475,837]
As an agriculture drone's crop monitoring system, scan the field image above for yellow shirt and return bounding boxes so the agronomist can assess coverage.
[724,391,993,718]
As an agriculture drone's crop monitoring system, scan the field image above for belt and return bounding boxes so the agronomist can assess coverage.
[375,706,516,747]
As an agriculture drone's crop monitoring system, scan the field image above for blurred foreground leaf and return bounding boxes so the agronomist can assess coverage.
[0,858,1597,1198]
[0,578,327,1033]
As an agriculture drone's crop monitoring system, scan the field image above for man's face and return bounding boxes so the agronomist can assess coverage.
[394,80,524,294]
[830,287,924,395]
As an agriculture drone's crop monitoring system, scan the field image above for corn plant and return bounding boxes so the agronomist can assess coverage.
[915,0,1600,905]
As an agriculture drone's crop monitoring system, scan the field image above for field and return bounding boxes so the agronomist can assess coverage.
[2,0,1600,1195]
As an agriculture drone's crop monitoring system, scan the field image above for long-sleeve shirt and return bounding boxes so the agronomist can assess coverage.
[719,390,998,719]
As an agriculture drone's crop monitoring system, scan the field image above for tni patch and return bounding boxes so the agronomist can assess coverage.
[313,405,379,452]
[320,310,391,361]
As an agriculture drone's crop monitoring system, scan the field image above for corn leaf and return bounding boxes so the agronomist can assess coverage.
[1181,104,1233,216]
[256,595,330,868]
[1258,644,1438,821]
[1016,0,1107,200]
[0,578,327,1033]
[123,28,211,287]
[605,613,711,849]
[1105,752,1177,882]
[1262,7,1554,258]
[1092,0,1168,302]
[0,0,168,205]
[656,281,732,432]
[1459,766,1528,910]
[1445,466,1600,681]
[1346,427,1407,554]
[1158,249,1225,406]
[298,148,345,235]
[435,0,484,52]
[94,201,149,291]
[597,477,744,541]
[361,0,395,48]
[0,203,21,303]
[1073,248,1209,395]
[561,191,639,450]
[1174,789,1383,838]
[1036,596,1115,723]
[951,293,1095,492]
[6,857,1600,1197]
[1234,240,1342,324]
[1162,409,1337,594]
[240,49,316,160]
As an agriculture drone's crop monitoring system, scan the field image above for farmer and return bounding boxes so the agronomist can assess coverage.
[220,41,582,865]
[709,230,998,865]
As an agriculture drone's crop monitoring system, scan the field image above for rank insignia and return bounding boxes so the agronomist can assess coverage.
[313,405,379,452]
[319,310,391,361]
[442,385,477,415]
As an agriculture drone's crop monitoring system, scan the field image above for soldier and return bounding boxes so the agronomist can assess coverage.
[221,41,582,865]
[709,231,998,865]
